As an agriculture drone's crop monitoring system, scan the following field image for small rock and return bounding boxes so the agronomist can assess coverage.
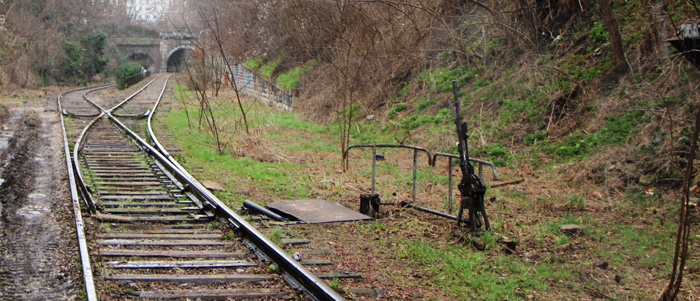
[560,224,583,235]
[504,240,518,251]
[595,262,609,270]
[201,180,225,191]
[471,238,486,251]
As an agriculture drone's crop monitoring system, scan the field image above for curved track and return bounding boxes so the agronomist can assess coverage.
[58,76,343,300]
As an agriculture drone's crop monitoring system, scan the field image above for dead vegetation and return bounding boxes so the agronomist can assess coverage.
[170,1,700,298]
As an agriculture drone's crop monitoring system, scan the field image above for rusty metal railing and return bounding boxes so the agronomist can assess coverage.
[343,144,432,202]
[343,144,499,214]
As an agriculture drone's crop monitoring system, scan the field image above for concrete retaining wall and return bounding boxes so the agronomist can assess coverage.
[228,63,293,112]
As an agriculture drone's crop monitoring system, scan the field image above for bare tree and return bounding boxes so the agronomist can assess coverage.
[599,0,628,73]
[197,7,250,134]
[181,45,226,154]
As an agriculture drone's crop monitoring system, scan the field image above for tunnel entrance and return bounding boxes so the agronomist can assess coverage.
[127,53,155,71]
[166,48,191,72]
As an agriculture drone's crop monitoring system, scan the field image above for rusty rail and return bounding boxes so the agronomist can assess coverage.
[57,85,108,301]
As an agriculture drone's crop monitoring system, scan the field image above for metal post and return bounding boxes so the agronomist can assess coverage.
[371,146,377,194]
[412,149,418,202]
[448,158,453,213]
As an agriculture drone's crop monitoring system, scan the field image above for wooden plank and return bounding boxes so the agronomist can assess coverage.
[347,288,386,297]
[135,289,286,299]
[97,233,221,240]
[288,249,329,255]
[315,272,362,279]
[93,213,210,223]
[103,208,197,215]
[300,259,334,266]
[107,229,218,235]
[96,178,161,182]
[101,202,181,208]
[104,260,255,269]
[98,249,244,258]
[93,171,154,175]
[105,274,272,284]
[90,167,150,171]
[99,191,171,196]
[99,187,166,192]
[96,239,230,246]
[282,239,310,245]
[104,228,219,234]
[98,195,173,201]
[96,182,163,186]
[106,224,203,230]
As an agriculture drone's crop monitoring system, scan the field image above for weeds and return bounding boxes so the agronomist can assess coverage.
[269,226,283,246]
[545,110,647,160]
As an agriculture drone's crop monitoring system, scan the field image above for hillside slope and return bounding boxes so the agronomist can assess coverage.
[211,1,699,194]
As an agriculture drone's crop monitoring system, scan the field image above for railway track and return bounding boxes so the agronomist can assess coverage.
[58,75,343,300]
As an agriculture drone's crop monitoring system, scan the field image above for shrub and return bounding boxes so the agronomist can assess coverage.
[114,62,143,89]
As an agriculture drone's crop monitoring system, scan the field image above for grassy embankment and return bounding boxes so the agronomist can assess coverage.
[156,81,698,298]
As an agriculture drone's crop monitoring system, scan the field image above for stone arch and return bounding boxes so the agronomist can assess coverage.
[164,45,195,72]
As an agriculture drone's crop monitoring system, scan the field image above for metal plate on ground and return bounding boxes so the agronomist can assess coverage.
[266,200,371,224]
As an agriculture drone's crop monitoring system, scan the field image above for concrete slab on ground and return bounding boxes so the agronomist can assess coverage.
[266,199,371,224]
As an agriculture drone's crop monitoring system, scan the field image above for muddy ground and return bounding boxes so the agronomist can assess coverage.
[0,99,81,300]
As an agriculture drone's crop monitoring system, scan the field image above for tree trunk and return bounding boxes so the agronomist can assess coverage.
[599,0,628,73]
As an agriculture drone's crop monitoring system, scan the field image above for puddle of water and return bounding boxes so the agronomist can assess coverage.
[17,205,49,217]
[0,132,13,151]
[28,193,47,199]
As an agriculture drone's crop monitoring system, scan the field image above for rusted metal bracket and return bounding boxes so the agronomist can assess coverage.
[432,152,498,214]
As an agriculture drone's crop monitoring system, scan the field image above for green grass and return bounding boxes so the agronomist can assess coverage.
[269,226,283,246]
[276,59,317,89]
[162,108,313,204]
[244,57,263,69]
[397,240,558,300]
[544,110,647,160]
[260,57,281,79]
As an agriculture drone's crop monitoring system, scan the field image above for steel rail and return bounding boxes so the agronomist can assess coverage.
[71,76,168,213]
[71,112,104,214]
[142,76,344,301]
[74,75,343,300]
[59,78,168,299]
[57,85,112,301]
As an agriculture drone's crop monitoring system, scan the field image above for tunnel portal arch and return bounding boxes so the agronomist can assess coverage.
[127,52,156,71]
[165,46,194,72]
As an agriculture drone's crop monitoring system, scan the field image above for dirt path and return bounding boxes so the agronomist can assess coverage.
[0,102,80,300]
